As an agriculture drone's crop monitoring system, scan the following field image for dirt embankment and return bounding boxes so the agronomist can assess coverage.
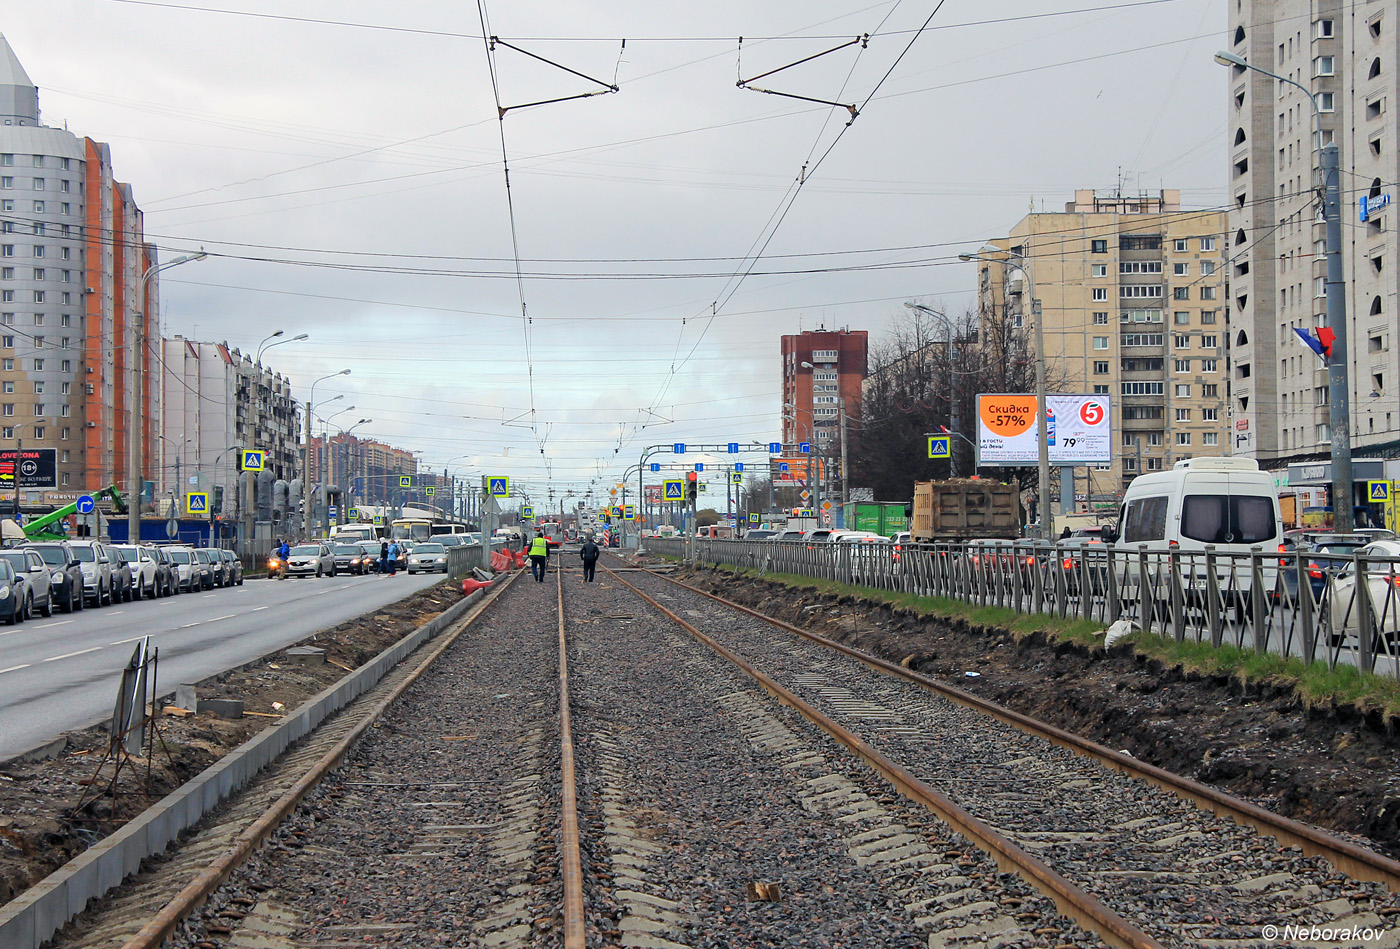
[0,581,463,907]
[679,567,1400,860]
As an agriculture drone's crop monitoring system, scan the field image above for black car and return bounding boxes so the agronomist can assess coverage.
[0,559,28,624]
[147,545,178,596]
[21,542,84,613]
[331,544,369,575]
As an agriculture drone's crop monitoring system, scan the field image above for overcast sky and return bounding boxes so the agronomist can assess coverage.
[5,0,1226,509]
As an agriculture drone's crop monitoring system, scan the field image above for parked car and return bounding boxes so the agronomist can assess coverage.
[287,543,335,578]
[407,542,449,574]
[0,548,52,617]
[196,548,227,588]
[436,534,468,549]
[21,542,84,613]
[146,545,178,596]
[107,546,134,602]
[1326,540,1400,651]
[165,546,208,592]
[66,540,116,607]
[113,544,159,599]
[743,529,777,541]
[220,548,244,585]
[331,543,370,575]
[0,559,29,624]
[1055,538,1111,596]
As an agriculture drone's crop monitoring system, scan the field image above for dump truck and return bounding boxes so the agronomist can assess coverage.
[842,501,910,538]
[909,479,1021,543]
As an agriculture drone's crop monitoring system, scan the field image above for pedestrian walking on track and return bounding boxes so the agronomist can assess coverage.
[579,535,600,583]
[529,533,550,582]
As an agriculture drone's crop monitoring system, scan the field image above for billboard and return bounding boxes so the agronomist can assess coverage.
[976,394,1111,465]
[0,448,58,488]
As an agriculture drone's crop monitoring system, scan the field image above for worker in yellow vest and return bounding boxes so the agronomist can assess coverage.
[528,533,550,583]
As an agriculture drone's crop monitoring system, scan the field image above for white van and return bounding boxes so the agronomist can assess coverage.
[1118,457,1282,610]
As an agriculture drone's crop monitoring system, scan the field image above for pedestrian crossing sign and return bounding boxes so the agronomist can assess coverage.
[1370,480,1392,502]
[425,486,436,497]
[521,505,534,518]
[489,477,510,498]
[240,450,264,472]
[663,479,684,500]
[348,508,359,520]
[186,492,208,515]
[373,515,384,526]
[400,476,412,488]
[749,513,759,523]
[927,436,951,459]
[730,471,743,484]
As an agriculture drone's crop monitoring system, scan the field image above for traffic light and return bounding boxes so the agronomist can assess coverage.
[685,471,698,503]
[211,485,224,515]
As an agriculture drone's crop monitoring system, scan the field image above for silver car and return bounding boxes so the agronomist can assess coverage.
[407,542,449,574]
[287,543,334,578]
[165,545,208,592]
[114,544,160,599]
[67,540,116,606]
[0,549,52,617]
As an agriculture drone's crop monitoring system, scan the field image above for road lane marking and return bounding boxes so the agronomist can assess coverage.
[202,594,216,598]
[107,610,125,616]
[179,622,203,629]
[110,635,150,646]
[251,606,269,612]
[0,663,30,674]
[208,614,237,622]
[43,647,102,662]
[35,620,74,629]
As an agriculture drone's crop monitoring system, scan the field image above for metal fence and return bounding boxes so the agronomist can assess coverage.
[646,536,1400,678]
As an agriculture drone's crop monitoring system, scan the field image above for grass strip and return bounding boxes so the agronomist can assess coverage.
[666,555,1400,721]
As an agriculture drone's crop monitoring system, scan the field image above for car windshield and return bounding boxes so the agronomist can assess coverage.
[70,547,95,562]
[115,546,141,559]
[0,552,29,571]
[291,545,321,556]
[414,544,446,553]
[28,547,64,565]
[110,549,126,563]
[334,545,361,554]
[169,550,192,563]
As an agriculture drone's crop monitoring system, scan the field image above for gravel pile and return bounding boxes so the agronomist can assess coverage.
[621,567,1400,947]
[568,570,1095,948]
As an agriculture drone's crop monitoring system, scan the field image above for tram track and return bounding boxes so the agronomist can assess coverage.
[610,558,1400,947]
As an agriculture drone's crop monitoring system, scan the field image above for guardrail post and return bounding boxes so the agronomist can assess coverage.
[1168,547,1185,642]
[1250,547,1267,654]
[1204,546,1223,648]
[1137,545,1152,634]
[1105,544,1121,624]
[1296,548,1315,662]
[1079,549,1093,621]
[1052,548,1067,619]
[1357,556,1375,673]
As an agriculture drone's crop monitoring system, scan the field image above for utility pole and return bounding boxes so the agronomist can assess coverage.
[839,398,849,525]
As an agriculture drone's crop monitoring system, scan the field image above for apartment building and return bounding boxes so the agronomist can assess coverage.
[0,36,161,498]
[160,338,300,508]
[307,433,416,505]
[1228,2,1400,511]
[780,328,867,452]
[972,190,1229,497]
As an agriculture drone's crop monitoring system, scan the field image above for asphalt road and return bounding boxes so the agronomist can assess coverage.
[0,570,445,759]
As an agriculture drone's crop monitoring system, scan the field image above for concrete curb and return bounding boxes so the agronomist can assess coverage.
[0,589,485,949]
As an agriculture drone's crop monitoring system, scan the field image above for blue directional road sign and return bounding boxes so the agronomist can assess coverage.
[75,494,95,515]
[727,442,739,453]
[673,443,686,454]
[778,462,789,472]
[1370,480,1392,502]
[663,480,685,500]
[694,463,704,472]
[798,442,811,454]
[734,462,744,472]
[650,463,661,472]
[186,492,209,515]
[768,442,781,453]
[927,436,951,459]
[489,477,510,498]
[241,450,264,472]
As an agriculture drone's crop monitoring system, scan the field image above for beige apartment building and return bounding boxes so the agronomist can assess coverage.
[971,190,1229,504]
[1229,1,1400,516]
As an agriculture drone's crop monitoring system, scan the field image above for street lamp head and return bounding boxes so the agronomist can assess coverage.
[269,330,284,339]
[1214,50,1247,68]
[800,361,814,369]
[292,333,309,341]
[338,369,351,377]
[956,253,973,262]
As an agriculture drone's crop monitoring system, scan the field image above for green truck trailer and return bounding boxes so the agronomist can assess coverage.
[842,501,909,538]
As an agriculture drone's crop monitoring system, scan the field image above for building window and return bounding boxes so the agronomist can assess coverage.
[1202,358,1218,372]
[1176,408,1191,421]
[1315,55,1336,76]
[60,381,69,394]
[1091,239,1107,254]
[1091,264,1107,277]
[59,404,69,417]
[3,405,12,417]
[31,291,42,304]
[60,472,68,485]
[31,269,41,282]
[1124,457,1137,472]
[1173,262,1189,276]
[1093,311,1109,325]
[1122,433,1137,446]
[59,247,68,260]
[32,382,41,394]
[30,178,42,191]
[60,179,69,191]
[1173,287,1190,300]
[32,404,42,416]
[1120,285,1163,298]
[1203,408,1219,422]
[1202,383,1218,397]
[1200,237,1217,252]
[31,200,41,214]
[1,383,9,394]
[1120,261,1163,274]
[1174,334,1190,349]
[1,178,12,189]
[1093,384,1109,394]
[1200,260,1217,275]
[1092,287,1108,301]
[1316,18,1334,38]
[1201,334,1218,348]
[1175,384,1191,397]
[1173,311,1190,325]
[1147,458,1164,471]
[1121,333,1165,347]
[1121,382,1165,395]
[32,359,41,370]
[1147,432,1163,446]
[60,359,70,371]
[1,246,11,258]
[1175,359,1191,372]
[1176,432,1192,446]
[1319,92,1335,112]
[1201,310,1217,324]
[32,335,42,347]
[1203,432,1219,446]
[1199,286,1216,300]
[2,360,10,371]
[59,202,68,215]
[1094,360,1110,374]
[1,335,11,348]
[1093,336,1109,350]
[1173,239,1188,252]
[60,450,68,461]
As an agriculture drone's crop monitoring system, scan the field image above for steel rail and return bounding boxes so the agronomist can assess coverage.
[652,568,1400,894]
[119,572,524,949]
[555,562,587,948]
[603,564,1163,949]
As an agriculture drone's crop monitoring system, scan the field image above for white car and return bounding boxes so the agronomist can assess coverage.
[287,543,335,578]
[1326,540,1400,651]
[407,542,449,574]
[113,544,159,599]
[66,540,116,606]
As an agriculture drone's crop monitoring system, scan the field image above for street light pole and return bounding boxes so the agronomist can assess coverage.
[131,250,206,544]
[1215,49,1352,529]
[902,303,961,479]
[303,370,350,538]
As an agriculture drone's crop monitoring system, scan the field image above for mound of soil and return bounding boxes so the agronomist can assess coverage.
[0,580,463,907]
[678,566,1400,860]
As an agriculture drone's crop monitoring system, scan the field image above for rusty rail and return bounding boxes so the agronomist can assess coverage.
[556,560,587,947]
